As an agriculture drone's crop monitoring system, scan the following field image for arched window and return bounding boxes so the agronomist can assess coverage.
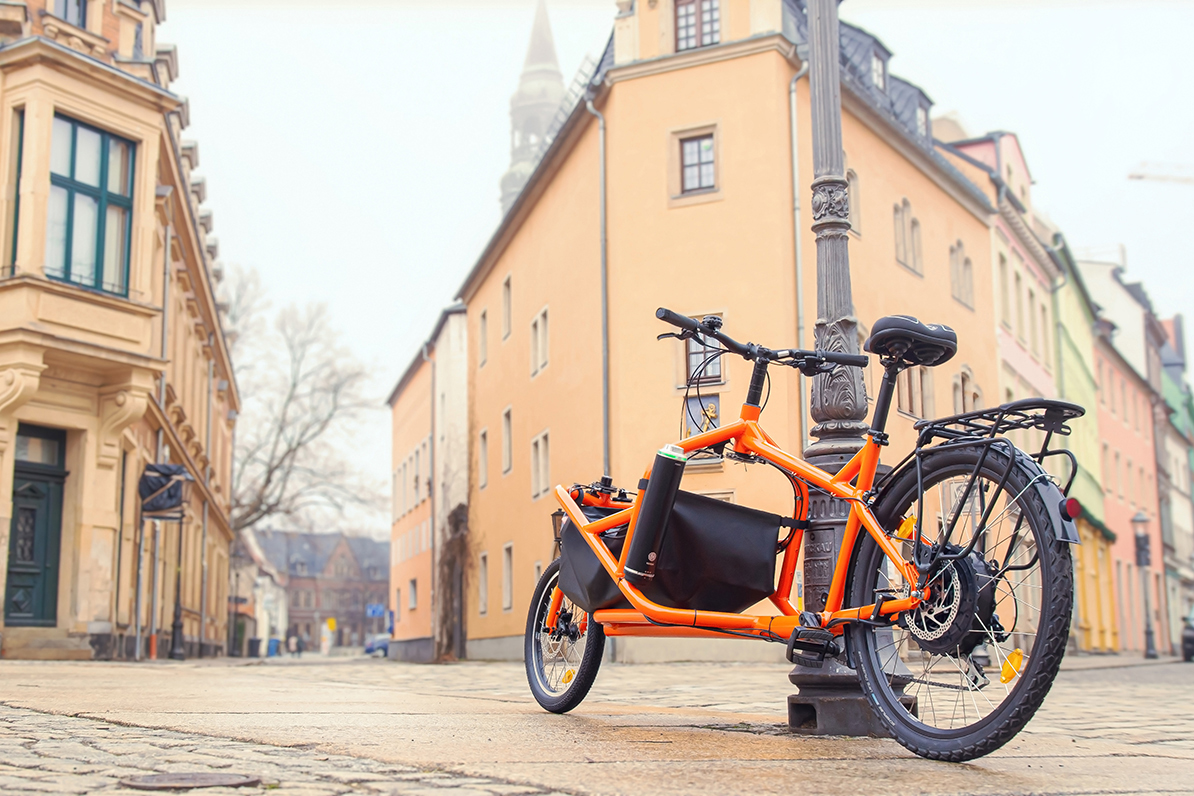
[909,218,923,274]
[847,170,861,233]
[893,203,906,265]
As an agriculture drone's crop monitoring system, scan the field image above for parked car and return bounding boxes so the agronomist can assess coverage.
[364,634,390,657]
[1182,614,1194,663]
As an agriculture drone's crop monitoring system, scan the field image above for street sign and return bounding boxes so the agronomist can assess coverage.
[365,603,385,618]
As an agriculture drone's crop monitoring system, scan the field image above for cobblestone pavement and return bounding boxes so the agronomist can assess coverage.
[0,654,1190,795]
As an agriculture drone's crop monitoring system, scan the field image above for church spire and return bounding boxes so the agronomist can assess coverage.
[500,0,565,215]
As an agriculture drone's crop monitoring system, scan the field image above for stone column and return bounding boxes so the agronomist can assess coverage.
[789,0,881,737]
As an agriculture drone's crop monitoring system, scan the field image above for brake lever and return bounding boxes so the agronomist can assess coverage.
[657,330,697,342]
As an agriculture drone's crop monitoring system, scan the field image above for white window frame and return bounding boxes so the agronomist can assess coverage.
[531,429,550,499]
[530,306,549,377]
[502,543,514,612]
[502,276,512,340]
[478,552,489,616]
[502,407,513,474]
[408,578,417,611]
[479,309,488,367]
[478,428,489,489]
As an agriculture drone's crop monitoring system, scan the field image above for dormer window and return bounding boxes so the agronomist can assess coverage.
[871,52,886,90]
[676,0,720,52]
[916,106,928,138]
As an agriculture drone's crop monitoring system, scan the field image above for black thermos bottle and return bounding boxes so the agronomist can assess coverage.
[624,444,687,586]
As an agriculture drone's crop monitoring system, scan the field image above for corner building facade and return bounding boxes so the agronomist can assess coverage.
[0,1,237,659]
[457,0,998,661]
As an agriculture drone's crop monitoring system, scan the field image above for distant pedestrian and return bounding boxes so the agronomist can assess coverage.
[296,635,305,658]
[287,634,297,658]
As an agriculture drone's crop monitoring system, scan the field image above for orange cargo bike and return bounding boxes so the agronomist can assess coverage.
[524,308,1084,762]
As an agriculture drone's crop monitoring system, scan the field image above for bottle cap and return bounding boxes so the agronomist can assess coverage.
[659,443,687,461]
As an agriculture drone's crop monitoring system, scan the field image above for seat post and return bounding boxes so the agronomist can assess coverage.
[869,362,901,435]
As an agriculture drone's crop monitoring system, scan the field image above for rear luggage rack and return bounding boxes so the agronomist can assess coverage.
[913,398,1085,442]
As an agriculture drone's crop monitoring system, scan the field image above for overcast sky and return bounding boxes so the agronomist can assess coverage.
[165,0,1194,534]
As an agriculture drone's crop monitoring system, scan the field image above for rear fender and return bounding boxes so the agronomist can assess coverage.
[1015,450,1080,545]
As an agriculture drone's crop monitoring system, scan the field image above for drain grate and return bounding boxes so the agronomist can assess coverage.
[118,773,262,790]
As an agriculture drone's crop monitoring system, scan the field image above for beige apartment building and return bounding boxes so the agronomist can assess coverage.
[0,1,237,659]
[387,304,469,662]
[450,0,998,661]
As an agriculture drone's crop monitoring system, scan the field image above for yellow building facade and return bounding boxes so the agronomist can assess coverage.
[456,1,998,660]
[0,1,237,659]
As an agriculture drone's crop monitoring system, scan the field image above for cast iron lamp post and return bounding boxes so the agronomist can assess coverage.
[788,0,881,736]
[1132,511,1159,660]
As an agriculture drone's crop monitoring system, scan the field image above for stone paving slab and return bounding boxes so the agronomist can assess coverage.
[0,656,1191,794]
[0,705,565,795]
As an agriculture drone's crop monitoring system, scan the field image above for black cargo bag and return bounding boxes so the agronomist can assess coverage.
[558,507,633,614]
[557,492,784,615]
[653,490,782,614]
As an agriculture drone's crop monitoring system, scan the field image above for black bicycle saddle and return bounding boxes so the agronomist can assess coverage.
[864,315,957,367]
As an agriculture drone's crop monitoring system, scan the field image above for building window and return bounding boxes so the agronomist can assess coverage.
[896,366,932,419]
[894,200,921,274]
[478,552,489,615]
[676,0,720,52]
[846,170,861,233]
[408,579,417,611]
[478,429,489,489]
[953,369,981,414]
[479,310,488,366]
[53,0,85,27]
[531,430,550,499]
[681,135,715,194]
[502,276,512,339]
[909,219,923,274]
[686,325,722,383]
[46,115,135,296]
[950,241,973,308]
[502,543,514,612]
[999,254,1011,328]
[1014,270,1025,340]
[530,307,549,376]
[1040,304,1050,367]
[871,52,885,90]
[394,588,401,622]
[501,407,513,473]
[1028,288,1039,353]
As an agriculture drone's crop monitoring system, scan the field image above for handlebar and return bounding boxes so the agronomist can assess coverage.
[655,307,868,369]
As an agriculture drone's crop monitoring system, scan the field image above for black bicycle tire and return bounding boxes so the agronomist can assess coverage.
[848,445,1073,762]
[524,558,605,713]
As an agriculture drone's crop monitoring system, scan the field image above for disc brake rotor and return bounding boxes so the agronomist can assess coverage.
[909,564,962,643]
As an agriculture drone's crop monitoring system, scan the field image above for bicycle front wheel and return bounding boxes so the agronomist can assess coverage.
[524,558,604,713]
[849,444,1073,761]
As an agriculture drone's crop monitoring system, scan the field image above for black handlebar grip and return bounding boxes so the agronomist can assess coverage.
[819,351,869,368]
[656,307,702,332]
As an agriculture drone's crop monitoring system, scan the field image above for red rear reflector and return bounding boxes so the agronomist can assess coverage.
[1063,498,1081,520]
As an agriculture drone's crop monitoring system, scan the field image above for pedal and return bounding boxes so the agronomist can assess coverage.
[785,626,839,668]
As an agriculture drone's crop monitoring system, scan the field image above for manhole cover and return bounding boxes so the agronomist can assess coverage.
[118,773,261,790]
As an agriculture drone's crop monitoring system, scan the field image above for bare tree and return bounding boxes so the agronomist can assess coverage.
[223,266,382,533]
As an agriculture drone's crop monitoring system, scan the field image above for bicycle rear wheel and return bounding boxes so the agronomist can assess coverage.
[849,444,1073,761]
[524,558,604,713]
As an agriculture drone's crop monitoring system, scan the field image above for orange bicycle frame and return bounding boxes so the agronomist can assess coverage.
[551,401,926,642]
